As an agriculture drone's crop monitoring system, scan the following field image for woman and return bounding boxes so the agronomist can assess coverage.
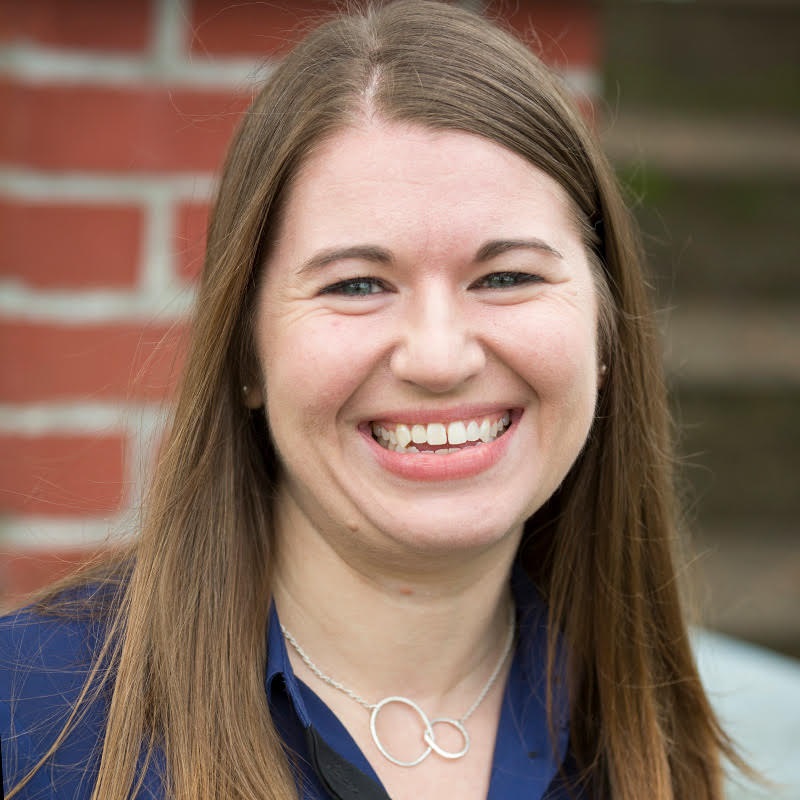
[0,2,739,798]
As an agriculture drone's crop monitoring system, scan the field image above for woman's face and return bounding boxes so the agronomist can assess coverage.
[252,122,600,562]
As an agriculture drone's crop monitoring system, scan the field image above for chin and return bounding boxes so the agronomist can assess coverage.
[374,507,527,559]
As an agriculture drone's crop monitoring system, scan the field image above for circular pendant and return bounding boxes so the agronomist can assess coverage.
[370,696,433,767]
[424,717,470,760]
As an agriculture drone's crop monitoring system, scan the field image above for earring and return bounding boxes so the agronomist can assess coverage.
[242,383,264,410]
[599,364,608,376]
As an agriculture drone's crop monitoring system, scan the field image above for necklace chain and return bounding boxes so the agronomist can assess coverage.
[281,603,516,767]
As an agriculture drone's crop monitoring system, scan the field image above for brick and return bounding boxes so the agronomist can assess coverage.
[190,1,599,67]
[0,0,151,52]
[0,547,103,610]
[0,80,251,173]
[0,433,125,516]
[175,201,209,282]
[495,1,600,70]
[191,0,338,57]
[0,200,143,289]
[0,321,186,402]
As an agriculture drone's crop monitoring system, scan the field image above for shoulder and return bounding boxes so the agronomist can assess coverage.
[1,591,114,797]
[1,603,103,689]
[0,585,113,704]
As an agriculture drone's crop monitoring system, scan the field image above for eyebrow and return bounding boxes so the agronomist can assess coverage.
[297,237,562,275]
[475,238,563,261]
[297,245,393,275]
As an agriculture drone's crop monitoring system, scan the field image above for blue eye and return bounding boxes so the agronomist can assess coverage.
[320,277,387,296]
[472,271,543,289]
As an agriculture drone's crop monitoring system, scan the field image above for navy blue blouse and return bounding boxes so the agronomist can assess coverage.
[1,570,580,799]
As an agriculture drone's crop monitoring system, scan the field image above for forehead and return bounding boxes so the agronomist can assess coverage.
[271,121,584,262]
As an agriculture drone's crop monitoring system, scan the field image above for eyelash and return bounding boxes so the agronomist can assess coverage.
[469,271,543,290]
[319,277,390,296]
[319,271,542,297]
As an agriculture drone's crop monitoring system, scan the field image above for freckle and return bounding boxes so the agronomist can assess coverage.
[398,587,414,596]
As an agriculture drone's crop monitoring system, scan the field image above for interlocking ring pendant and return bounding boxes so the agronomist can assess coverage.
[369,696,471,768]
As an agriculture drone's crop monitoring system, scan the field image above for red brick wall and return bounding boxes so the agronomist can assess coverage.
[0,0,600,608]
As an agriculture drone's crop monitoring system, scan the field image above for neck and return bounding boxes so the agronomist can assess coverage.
[271,491,520,708]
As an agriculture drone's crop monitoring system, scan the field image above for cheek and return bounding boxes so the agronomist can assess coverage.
[258,316,376,423]
[497,304,598,396]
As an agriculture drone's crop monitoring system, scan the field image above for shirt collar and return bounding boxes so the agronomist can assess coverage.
[266,600,313,728]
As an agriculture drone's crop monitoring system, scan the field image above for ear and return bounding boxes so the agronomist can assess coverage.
[242,383,264,409]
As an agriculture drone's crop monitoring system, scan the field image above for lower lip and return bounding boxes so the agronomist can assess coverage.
[361,413,519,482]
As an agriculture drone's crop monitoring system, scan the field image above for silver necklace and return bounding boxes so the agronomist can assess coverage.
[281,604,515,768]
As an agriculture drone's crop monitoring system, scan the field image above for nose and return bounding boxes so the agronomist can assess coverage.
[389,285,486,393]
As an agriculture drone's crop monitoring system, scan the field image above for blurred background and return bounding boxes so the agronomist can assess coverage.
[1,0,798,788]
[602,0,800,663]
[599,8,800,791]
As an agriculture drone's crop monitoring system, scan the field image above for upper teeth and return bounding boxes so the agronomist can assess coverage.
[372,413,511,453]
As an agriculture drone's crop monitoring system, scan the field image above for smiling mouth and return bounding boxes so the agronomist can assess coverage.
[370,412,512,454]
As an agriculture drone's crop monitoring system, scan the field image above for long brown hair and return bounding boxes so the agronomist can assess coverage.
[10,2,738,798]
